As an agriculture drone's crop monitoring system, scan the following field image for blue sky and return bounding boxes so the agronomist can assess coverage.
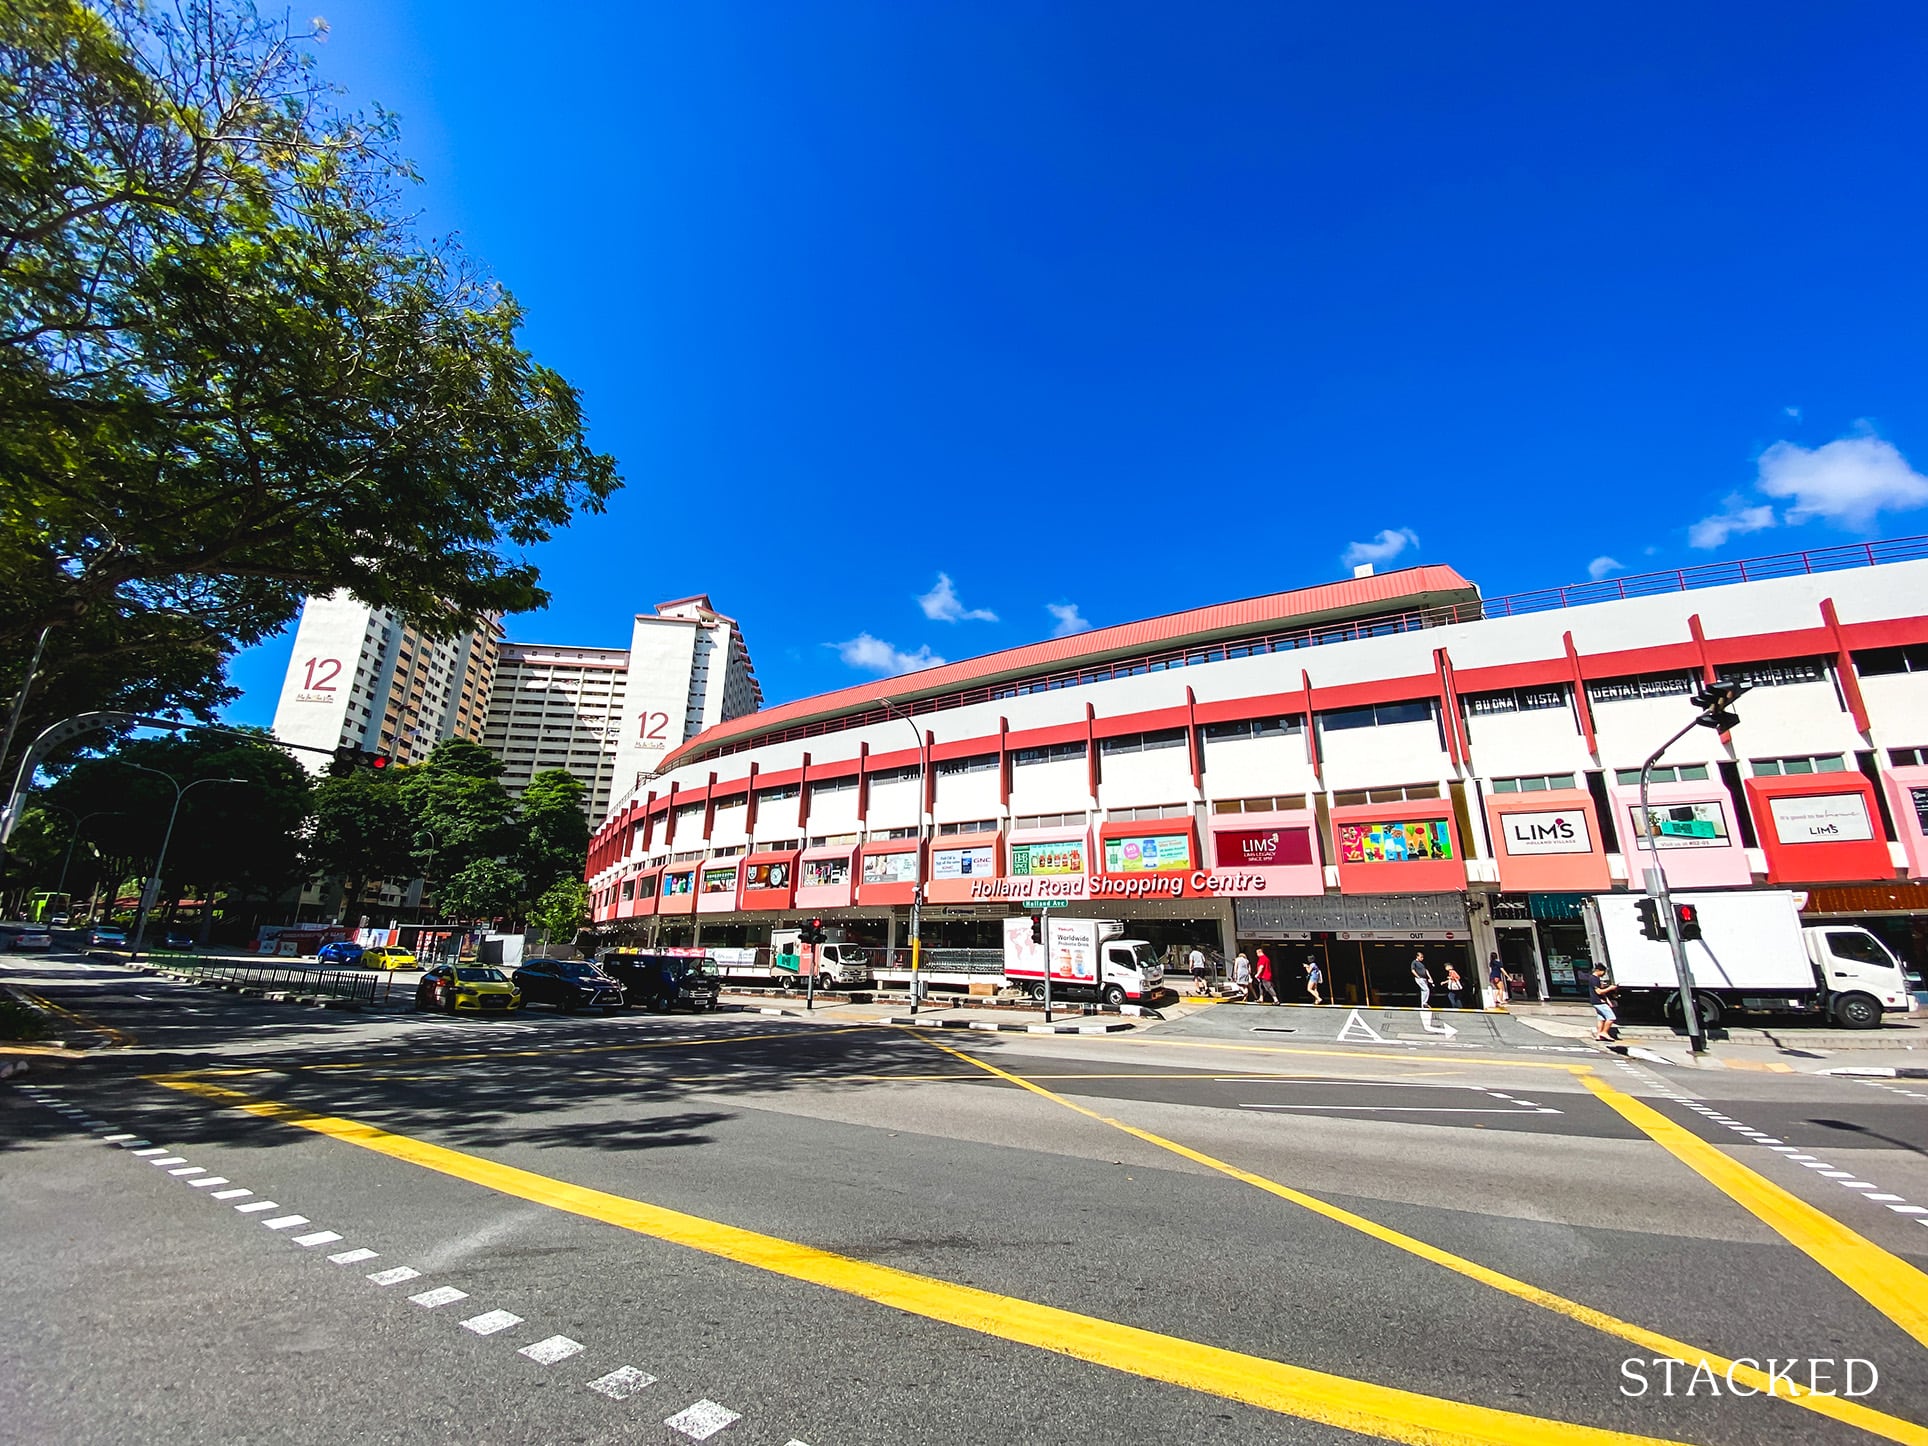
[225,1,1928,724]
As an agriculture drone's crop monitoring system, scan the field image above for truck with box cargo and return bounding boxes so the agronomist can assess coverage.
[1001,916,1164,1005]
[1582,889,1912,1029]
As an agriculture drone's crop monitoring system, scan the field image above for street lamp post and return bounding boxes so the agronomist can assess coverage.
[122,764,247,963]
[1632,678,1749,1056]
[877,698,930,1015]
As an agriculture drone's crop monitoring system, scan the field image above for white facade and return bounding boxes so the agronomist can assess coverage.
[271,592,499,772]
[480,642,631,818]
[605,596,762,817]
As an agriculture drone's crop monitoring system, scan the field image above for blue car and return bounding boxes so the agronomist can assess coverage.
[316,940,364,966]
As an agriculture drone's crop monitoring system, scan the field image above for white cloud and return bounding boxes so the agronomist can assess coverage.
[917,572,998,623]
[830,633,944,676]
[1755,433,1928,529]
[1688,498,1777,550]
[1784,405,1802,421]
[1342,527,1419,569]
[1586,556,1623,581]
[1046,602,1091,638]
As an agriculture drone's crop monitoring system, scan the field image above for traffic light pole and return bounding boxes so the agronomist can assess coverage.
[1637,715,1709,1055]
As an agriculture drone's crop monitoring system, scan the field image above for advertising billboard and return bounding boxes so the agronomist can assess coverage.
[1010,841,1085,877]
[1212,827,1314,868]
[932,845,995,880]
[1102,834,1192,873]
[1497,808,1593,856]
[1628,801,1731,850]
[743,861,791,891]
[1768,792,1874,843]
[700,867,737,895]
[862,851,919,885]
[662,870,695,896]
[1337,819,1454,863]
[802,856,848,888]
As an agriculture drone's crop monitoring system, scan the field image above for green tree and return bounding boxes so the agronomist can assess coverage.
[529,876,588,953]
[307,769,415,921]
[439,856,525,925]
[0,0,619,773]
[517,769,590,898]
[400,738,518,886]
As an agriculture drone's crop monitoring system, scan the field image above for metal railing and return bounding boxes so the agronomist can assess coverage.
[151,957,398,1005]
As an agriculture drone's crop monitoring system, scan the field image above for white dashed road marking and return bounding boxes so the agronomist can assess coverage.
[368,1267,422,1286]
[167,1166,205,1175]
[148,1156,187,1165]
[409,1286,470,1309]
[329,1248,379,1265]
[210,1188,251,1200]
[187,1176,229,1187]
[235,1200,280,1213]
[587,1366,656,1400]
[262,1215,310,1230]
[518,1334,585,1365]
[459,1310,524,1336]
[666,1399,742,1440]
[293,1231,343,1247]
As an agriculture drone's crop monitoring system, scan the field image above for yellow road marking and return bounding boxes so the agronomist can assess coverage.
[922,1036,1928,1445]
[1580,1073,1928,1352]
[301,1025,868,1071]
[12,986,134,1047]
[151,1073,1696,1446]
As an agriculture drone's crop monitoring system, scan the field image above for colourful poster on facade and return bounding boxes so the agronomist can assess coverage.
[932,845,995,879]
[1628,801,1730,849]
[1102,834,1192,873]
[743,861,791,890]
[802,856,848,887]
[1010,841,1085,877]
[1337,819,1454,863]
[701,867,737,894]
[662,870,695,896]
[862,851,918,885]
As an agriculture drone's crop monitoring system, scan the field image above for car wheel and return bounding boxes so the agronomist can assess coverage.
[1103,984,1127,1006]
[1833,992,1882,1030]
[413,988,430,1011]
[1028,981,1048,1002]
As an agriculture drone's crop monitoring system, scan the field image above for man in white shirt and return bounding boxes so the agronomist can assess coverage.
[1188,945,1209,995]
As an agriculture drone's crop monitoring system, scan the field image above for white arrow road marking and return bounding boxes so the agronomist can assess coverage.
[1418,1009,1457,1037]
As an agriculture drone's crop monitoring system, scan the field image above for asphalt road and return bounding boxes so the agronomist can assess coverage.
[4,948,1928,1446]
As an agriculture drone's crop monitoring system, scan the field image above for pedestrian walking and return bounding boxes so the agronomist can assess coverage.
[1233,950,1252,1002]
[1586,962,1619,1041]
[1487,950,1508,1005]
[1303,955,1324,1006]
[1189,944,1209,996]
[1411,949,1432,1008]
[1255,948,1279,1004]
[1443,964,1463,1009]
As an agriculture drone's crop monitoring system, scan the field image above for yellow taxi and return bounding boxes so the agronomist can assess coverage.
[414,964,522,1014]
[360,944,419,970]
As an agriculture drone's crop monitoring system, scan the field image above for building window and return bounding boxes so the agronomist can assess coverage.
[1853,645,1928,676]
[1319,700,1435,732]
[1332,783,1443,805]
[1211,794,1309,813]
[1490,773,1578,793]
[936,754,998,776]
[1731,658,1829,688]
[759,838,802,852]
[1109,803,1190,821]
[1465,686,1569,715]
[1751,753,1847,776]
[1011,811,1086,830]
[1099,729,1186,756]
[809,776,858,796]
[1202,717,1303,741]
[1588,673,1695,703]
[1013,742,1087,766]
[867,766,921,784]
[759,785,800,803]
[937,819,999,836]
[807,833,860,848]
[1889,747,1928,767]
[877,827,919,840]
[1613,764,1711,785]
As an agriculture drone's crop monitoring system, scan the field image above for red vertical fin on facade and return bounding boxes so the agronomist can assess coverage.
[796,753,811,833]
[1185,686,1203,789]
[1432,649,1462,767]
[924,730,936,816]
[1300,670,1321,780]
[744,764,759,834]
[1820,598,1871,733]
[664,781,680,847]
[702,771,717,839]
[1086,702,1099,800]
[1687,613,1716,685]
[1563,632,1598,756]
[998,717,1011,807]
[856,742,870,823]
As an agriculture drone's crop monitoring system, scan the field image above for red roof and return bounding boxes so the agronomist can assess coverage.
[660,564,1477,770]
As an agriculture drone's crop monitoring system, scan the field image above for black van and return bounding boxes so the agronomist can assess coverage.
[597,951,721,1013]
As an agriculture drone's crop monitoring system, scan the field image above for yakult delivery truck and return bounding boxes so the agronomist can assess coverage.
[1583,890,1911,1029]
[1002,916,1164,1004]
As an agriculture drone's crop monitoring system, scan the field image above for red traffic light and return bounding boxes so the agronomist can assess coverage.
[369,754,390,770]
[1673,903,1702,941]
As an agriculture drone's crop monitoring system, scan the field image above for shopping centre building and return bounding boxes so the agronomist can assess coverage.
[584,540,1928,1005]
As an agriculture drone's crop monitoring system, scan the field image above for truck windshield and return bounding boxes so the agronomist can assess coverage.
[1130,944,1162,973]
[1827,931,1897,971]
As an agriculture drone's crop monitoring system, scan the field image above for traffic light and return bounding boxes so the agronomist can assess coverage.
[1691,677,1749,732]
[1673,902,1702,941]
[1636,897,1667,941]
[328,746,390,777]
[802,918,827,946]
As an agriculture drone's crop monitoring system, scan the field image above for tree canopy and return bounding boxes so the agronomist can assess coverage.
[0,0,620,769]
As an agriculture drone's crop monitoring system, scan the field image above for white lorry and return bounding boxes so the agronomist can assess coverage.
[758,928,873,989]
[1002,916,1164,1005]
[1583,890,1911,1029]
